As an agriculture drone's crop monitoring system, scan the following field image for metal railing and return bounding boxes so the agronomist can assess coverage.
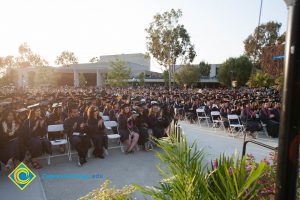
[242,139,278,157]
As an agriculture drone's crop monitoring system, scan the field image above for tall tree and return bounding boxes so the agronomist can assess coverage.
[0,56,15,77]
[244,21,285,66]
[138,72,145,86]
[55,51,78,67]
[217,56,253,87]
[27,71,36,86]
[145,9,196,90]
[174,64,200,88]
[106,59,131,87]
[89,56,100,63]
[35,66,57,85]
[79,73,86,87]
[162,70,169,87]
[260,44,284,77]
[16,43,48,68]
[198,61,211,77]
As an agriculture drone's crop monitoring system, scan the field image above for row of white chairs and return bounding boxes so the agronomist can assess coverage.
[47,120,123,165]
[195,108,246,138]
[196,108,270,138]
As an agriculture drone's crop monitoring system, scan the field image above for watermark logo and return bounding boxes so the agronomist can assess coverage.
[41,173,103,180]
[8,162,36,190]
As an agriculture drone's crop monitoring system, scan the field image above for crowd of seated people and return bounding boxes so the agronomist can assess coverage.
[0,86,281,170]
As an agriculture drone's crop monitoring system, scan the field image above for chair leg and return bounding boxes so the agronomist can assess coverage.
[206,119,210,127]
[229,127,235,139]
[104,148,108,156]
[120,144,125,152]
[135,145,140,151]
[68,143,72,161]
[48,155,51,165]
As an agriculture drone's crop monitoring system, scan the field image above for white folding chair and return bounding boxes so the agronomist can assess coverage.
[47,124,71,165]
[196,107,210,127]
[102,115,110,121]
[260,121,271,138]
[211,111,225,130]
[227,114,245,138]
[104,121,124,153]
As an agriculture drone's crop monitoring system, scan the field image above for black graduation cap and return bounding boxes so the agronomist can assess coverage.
[121,104,130,109]
[40,100,50,106]
[137,102,146,107]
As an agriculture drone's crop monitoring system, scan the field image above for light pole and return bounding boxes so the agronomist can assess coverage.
[252,0,264,74]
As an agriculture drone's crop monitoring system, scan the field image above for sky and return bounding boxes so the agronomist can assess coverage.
[0,0,288,72]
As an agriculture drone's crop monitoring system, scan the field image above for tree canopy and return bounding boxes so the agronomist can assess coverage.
[138,72,145,86]
[174,64,200,88]
[217,56,253,87]
[0,43,49,86]
[260,44,284,77]
[106,59,131,87]
[244,21,285,66]
[89,56,100,63]
[145,9,196,89]
[198,61,211,77]
[16,43,49,68]
[246,71,273,88]
[55,51,78,67]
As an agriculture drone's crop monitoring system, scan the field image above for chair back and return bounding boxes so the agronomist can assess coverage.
[48,124,64,132]
[102,115,110,121]
[211,111,221,116]
[227,114,239,120]
[104,121,118,129]
[196,108,205,113]
[227,114,241,125]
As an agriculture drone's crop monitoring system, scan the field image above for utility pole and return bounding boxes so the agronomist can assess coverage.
[252,0,264,74]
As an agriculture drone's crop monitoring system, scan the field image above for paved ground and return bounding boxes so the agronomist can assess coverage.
[0,121,278,200]
[178,121,278,163]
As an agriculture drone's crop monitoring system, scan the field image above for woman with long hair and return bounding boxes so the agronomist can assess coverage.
[117,104,139,154]
[87,106,105,158]
[0,110,21,171]
[148,104,168,138]
[23,106,51,169]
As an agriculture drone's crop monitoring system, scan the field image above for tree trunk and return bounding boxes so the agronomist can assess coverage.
[168,65,172,91]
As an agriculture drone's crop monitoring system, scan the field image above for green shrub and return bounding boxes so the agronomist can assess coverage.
[79,180,135,200]
[247,71,273,88]
[207,154,267,200]
[136,134,268,200]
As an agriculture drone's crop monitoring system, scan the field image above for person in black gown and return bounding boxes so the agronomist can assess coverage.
[117,104,139,154]
[87,106,105,158]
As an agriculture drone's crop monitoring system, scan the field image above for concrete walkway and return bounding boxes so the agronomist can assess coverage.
[179,121,278,162]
